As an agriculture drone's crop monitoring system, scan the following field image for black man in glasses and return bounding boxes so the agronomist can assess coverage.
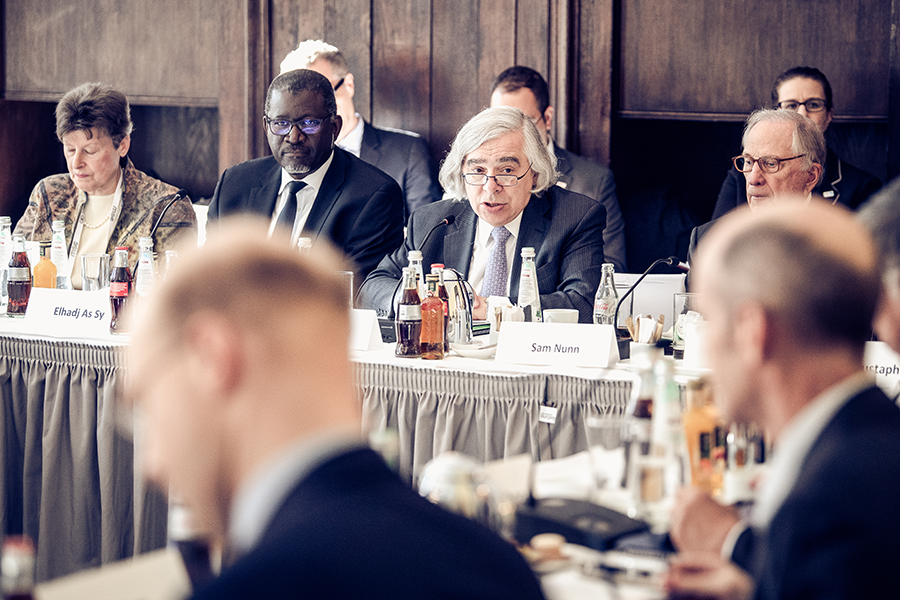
[686,108,825,271]
[280,39,442,222]
[208,69,404,285]
[357,106,606,323]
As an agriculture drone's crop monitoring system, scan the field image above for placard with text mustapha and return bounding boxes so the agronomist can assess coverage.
[20,288,119,341]
[494,321,619,367]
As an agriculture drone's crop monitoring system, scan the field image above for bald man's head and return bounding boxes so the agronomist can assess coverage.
[695,201,878,354]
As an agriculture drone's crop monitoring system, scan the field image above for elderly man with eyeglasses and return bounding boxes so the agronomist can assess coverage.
[357,106,607,323]
[208,69,404,284]
[686,108,825,270]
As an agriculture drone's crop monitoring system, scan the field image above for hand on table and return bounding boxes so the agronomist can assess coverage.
[472,294,488,320]
[669,487,741,554]
[664,552,753,600]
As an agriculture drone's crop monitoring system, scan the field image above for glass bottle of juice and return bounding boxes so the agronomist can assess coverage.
[421,273,445,360]
[33,241,57,289]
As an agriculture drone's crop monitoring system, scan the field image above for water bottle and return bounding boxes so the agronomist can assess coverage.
[517,247,542,322]
[50,220,72,289]
[134,237,156,298]
[593,263,618,325]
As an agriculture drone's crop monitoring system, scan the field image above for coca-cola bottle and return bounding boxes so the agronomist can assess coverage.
[109,246,133,333]
[6,237,31,318]
[395,267,422,358]
[421,273,445,360]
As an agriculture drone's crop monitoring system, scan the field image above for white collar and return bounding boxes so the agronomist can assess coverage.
[278,150,335,196]
[751,371,874,528]
[336,113,365,157]
[474,210,525,247]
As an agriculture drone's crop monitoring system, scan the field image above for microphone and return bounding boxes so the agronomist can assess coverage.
[149,189,190,239]
[387,214,457,319]
[612,256,686,339]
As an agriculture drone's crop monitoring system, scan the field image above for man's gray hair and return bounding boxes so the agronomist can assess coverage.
[439,106,557,198]
[859,176,900,273]
[280,39,348,76]
[742,108,826,173]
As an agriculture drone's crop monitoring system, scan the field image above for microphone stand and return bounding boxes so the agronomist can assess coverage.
[613,256,685,343]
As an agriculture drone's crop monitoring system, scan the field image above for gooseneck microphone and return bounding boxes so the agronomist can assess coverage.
[149,189,190,239]
[612,256,688,338]
[387,214,457,318]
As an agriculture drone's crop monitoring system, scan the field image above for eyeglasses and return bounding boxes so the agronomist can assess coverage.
[264,116,332,136]
[733,155,805,174]
[462,165,532,187]
[332,77,345,92]
[777,99,827,112]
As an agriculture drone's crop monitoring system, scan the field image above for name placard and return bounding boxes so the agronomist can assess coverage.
[864,341,900,401]
[20,288,117,341]
[494,321,619,367]
[349,308,384,351]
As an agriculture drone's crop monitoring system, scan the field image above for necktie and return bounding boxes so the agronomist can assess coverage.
[481,226,512,297]
[276,180,306,231]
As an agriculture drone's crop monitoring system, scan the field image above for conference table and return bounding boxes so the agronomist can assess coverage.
[0,318,654,582]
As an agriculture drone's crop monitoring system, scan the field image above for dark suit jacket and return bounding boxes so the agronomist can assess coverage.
[360,122,442,221]
[356,187,606,323]
[207,148,404,282]
[711,147,881,219]
[554,145,627,273]
[190,448,545,600]
[730,385,900,600]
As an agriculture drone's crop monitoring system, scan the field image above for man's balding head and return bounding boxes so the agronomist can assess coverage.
[697,201,877,353]
[695,201,878,430]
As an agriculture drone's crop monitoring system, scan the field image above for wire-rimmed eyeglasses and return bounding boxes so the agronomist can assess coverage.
[733,155,805,174]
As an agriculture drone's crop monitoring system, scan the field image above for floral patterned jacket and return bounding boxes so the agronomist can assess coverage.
[13,159,198,265]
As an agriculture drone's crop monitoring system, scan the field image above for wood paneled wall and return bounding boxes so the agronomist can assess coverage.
[2,0,899,233]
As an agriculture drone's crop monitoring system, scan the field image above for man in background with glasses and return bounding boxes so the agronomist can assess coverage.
[357,106,606,323]
[686,108,825,269]
[280,40,442,222]
[208,69,404,284]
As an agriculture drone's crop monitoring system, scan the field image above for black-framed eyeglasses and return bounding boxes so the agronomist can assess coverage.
[462,165,532,187]
[777,99,827,113]
[264,116,332,136]
[333,77,345,92]
[733,155,805,174]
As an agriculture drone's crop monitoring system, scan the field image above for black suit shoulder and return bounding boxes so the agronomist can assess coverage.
[191,448,545,600]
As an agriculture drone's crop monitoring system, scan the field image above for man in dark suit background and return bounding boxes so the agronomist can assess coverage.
[281,39,442,221]
[127,220,547,600]
[665,201,900,599]
[207,69,404,283]
[860,176,900,357]
[490,66,626,272]
[356,106,607,323]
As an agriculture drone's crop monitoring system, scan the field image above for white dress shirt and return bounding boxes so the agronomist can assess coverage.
[268,151,335,245]
[467,212,524,297]
[336,113,365,158]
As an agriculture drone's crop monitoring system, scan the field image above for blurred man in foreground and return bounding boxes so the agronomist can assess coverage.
[667,201,900,599]
[859,176,900,355]
[127,220,545,600]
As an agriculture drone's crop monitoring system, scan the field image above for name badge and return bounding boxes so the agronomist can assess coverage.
[494,321,619,367]
[20,288,117,341]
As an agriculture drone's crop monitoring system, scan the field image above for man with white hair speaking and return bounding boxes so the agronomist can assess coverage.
[356,106,607,323]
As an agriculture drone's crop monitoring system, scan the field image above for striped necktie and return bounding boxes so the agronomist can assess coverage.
[480,226,512,297]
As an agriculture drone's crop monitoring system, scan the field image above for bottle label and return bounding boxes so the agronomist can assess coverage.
[398,304,421,321]
[109,281,129,297]
[8,267,30,281]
